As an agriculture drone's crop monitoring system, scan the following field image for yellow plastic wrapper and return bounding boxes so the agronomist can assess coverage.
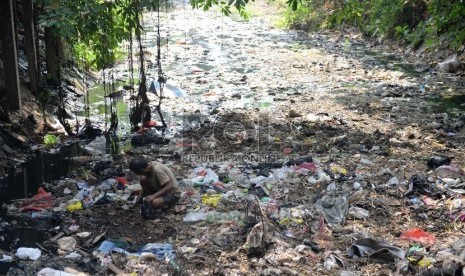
[303,138,314,145]
[418,258,432,268]
[279,217,304,225]
[407,257,432,268]
[201,194,221,207]
[66,201,83,212]
[330,165,348,175]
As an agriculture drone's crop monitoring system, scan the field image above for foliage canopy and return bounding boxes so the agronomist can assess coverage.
[279,0,465,52]
[34,0,465,70]
[34,0,254,70]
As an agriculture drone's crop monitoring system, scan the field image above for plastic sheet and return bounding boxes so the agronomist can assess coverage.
[183,209,208,222]
[192,167,219,186]
[348,238,405,263]
[96,240,176,261]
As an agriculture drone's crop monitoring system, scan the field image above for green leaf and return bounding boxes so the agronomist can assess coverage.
[286,0,300,11]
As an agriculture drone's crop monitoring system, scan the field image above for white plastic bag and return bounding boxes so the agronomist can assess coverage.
[37,268,75,276]
[184,210,208,222]
[16,247,41,260]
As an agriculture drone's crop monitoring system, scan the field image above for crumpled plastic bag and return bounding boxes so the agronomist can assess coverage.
[82,136,106,155]
[315,195,349,226]
[16,247,41,260]
[192,168,219,186]
[57,237,77,253]
[436,165,464,178]
[438,54,462,73]
[348,238,405,263]
[0,255,13,262]
[96,240,175,261]
[245,222,264,248]
[184,209,208,222]
[37,268,75,276]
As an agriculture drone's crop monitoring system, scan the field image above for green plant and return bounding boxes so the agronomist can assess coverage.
[36,0,145,70]
[279,1,314,29]
[395,24,410,40]
[327,0,366,29]
[44,134,60,146]
[34,0,261,71]
[190,0,253,17]
[427,0,465,50]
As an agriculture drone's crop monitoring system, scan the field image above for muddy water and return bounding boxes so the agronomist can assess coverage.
[79,81,131,135]
[0,143,81,273]
[0,142,81,202]
[0,207,50,274]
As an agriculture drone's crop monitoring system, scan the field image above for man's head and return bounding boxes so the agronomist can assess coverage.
[129,156,149,175]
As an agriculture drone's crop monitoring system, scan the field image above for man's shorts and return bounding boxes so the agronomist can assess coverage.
[162,194,180,206]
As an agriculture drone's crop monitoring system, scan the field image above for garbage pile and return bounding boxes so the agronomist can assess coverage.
[173,154,465,275]
[1,135,465,276]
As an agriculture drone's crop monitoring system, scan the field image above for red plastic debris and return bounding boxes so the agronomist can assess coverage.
[143,121,158,128]
[175,142,198,149]
[196,170,207,176]
[21,187,53,212]
[420,195,436,206]
[400,228,436,245]
[22,203,52,212]
[115,177,128,185]
[297,162,317,172]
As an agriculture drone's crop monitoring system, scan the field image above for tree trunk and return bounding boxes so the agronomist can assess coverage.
[0,0,22,110]
[21,0,39,95]
[44,27,61,86]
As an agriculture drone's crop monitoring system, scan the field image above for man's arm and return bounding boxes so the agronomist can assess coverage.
[145,181,174,202]
[137,175,149,202]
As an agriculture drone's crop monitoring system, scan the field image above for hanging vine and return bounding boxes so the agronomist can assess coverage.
[105,69,119,153]
[109,71,118,134]
[128,31,135,98]
[155,0,168,129]
[129,0,150,131]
